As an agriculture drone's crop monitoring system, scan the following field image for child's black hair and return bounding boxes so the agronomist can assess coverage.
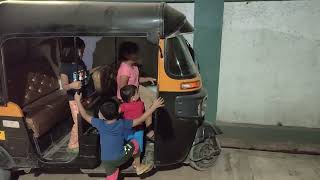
[99,99,120,120]
[120,85,138,103]
[76,37,85,49]
[118,41,139,61]
[60,37,85,63]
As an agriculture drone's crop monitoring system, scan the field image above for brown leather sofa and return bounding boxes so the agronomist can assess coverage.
[7,56,70,138]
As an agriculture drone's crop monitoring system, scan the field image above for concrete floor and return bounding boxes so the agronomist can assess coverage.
[19,148,320,180]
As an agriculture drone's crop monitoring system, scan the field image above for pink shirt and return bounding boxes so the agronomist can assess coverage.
[117,62,139,99]
[120,100,145,120]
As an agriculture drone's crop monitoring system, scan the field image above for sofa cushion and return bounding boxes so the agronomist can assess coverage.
[7,56,60,107]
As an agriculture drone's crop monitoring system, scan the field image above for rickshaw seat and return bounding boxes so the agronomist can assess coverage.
[92,65,117,96]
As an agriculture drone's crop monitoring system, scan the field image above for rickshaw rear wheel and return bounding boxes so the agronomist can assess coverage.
[0,168,11,180]
[189,136,221,171]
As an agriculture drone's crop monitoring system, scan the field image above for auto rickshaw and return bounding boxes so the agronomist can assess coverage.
[0,1,222,179]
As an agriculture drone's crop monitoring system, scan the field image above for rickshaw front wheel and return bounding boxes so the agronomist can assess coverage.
[0,168,11,180]
[189,136,221,171]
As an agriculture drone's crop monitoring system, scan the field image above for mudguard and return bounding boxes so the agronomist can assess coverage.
[193,122,222,146]
[0,146,15,169]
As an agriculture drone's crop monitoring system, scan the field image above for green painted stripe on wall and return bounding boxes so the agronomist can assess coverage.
[194,0,224,123]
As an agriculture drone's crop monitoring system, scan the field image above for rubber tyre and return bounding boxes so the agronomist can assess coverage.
[0,168,11,180]
[190,136,221,171]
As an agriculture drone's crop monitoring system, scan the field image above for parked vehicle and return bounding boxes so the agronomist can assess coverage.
[0,1,221,179]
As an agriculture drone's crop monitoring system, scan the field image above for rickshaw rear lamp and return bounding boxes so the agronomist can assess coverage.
[181,81,200,90]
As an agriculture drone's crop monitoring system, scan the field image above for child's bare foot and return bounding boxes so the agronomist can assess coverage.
[136,163,153,175]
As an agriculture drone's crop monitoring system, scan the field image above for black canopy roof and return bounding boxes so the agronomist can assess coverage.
[0,1,193,41]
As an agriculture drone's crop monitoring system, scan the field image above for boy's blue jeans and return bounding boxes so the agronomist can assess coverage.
[127,130,144,152]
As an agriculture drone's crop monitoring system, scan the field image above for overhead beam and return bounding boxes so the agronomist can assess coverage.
[98,0,296,1]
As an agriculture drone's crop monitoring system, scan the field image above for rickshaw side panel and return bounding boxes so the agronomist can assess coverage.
[155,38,208,166]
[0,104,38,169]
[155,92,200,166]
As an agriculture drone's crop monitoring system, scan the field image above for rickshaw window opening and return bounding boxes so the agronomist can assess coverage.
[0,49,8,106]
[164,35,198,80]
[0,66,3,105]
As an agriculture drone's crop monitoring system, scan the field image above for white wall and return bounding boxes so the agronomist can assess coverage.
[168,3,194,46]
[171,1,320,128]
[218,0,320,128]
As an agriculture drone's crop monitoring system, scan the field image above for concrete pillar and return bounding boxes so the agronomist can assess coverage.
[194,0,224,123]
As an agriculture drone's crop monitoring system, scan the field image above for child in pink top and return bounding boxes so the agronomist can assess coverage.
[116,42,156,139]
[119,85,152,172]
[117,62,139,98]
